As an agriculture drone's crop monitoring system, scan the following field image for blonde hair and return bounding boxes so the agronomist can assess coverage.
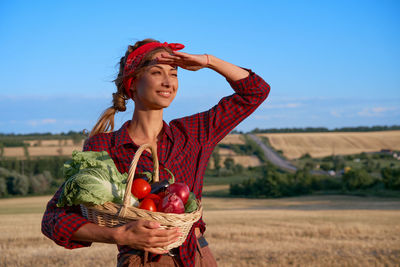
[89,38,172,137]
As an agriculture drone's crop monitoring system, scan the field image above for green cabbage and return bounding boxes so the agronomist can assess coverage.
[57,150,137,207]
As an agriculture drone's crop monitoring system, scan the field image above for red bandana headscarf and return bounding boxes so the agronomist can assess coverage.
[123,42,185,99]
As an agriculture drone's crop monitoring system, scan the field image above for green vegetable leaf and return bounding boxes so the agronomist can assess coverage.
[57,150,137,207]
[164,168,175,184]
[138,171,153,183]
[184,192,198,213]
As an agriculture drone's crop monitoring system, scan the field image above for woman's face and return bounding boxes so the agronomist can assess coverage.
[132,51,178,110]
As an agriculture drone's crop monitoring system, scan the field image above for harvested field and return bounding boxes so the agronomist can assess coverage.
[24,139,84,147]
[1,195,399,266]
[257,130,400,159]
[3,147,25,157]
[28,146,82,157]
[3,146,82,158]
[3,139,84,158]
[220,134,245,144]
[207,155,261,169]
[218,148,237,156]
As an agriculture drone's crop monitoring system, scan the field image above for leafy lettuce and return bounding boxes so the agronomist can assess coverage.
[57,150,137,207]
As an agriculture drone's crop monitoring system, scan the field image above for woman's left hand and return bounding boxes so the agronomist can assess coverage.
[156,51,209,71]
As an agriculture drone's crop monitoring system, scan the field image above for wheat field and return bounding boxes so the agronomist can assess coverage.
[1,195,399,266]
[5,131,399,160]
[257,130,400,159]
[220,134,245,145]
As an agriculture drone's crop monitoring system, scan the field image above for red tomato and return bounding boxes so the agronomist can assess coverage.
[139,198,157,212]
[131,179,151,199]
[145,194,161,207]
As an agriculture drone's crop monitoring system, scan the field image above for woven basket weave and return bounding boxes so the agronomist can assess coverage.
[80,143,202,251]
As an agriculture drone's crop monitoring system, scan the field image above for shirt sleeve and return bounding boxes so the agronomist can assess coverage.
[179,70,270,146]
[40,139,99,249]
[41,185,92,249]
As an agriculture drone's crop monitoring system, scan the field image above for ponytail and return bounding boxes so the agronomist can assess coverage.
[89,107,117,137]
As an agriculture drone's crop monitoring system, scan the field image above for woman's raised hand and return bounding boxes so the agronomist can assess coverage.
[156,51,209,71]
[112,219,182,254]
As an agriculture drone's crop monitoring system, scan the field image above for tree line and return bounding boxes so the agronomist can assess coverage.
[249,125,400,134]
[0,131,86,147]
[0,157,68,197]
[230,163,400,198]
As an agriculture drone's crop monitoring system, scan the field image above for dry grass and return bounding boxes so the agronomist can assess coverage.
[220,134,245,145]
[27,146,82,157]
[24,140,84,146]
[3,147,25,157]
[3,146,82,158]
[3,138,84,158]
[1,195,399,266]
[215,148,261,167]
[257,130,400,159]
[207,155,261,169]
[218,148,238,156]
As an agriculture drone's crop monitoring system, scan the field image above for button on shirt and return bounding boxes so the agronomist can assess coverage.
[41,70,270,267]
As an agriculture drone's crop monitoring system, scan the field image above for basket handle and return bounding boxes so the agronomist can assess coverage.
[122,143,159,208]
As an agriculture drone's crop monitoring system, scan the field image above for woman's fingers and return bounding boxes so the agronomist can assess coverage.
[145,232,181,248]
[141,220,160,229]
[171,51,191,58]
[155,51,207,71]
[146,247,169,254]
[140,221,181,247]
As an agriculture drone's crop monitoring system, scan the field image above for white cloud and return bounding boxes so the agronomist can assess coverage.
[253,114,289,120]
[357,107,398,117]
[330,110,341,118]
[263,102,302,109]
[28,118,57,126]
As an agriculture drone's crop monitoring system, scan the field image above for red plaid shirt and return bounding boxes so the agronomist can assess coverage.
[41,70,270,267]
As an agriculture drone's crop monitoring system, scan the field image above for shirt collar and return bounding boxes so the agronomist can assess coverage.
[114,121,133,147]
[115,120,173,148]
[162,120,173,142]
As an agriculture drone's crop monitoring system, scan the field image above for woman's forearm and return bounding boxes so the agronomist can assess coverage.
[207,55,249,82]
[71,222,117,243]
[71,219,181,254]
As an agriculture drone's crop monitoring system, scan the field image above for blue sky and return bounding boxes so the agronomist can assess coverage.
[1,0,399,133]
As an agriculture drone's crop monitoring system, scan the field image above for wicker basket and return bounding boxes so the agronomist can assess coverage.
[80,143,203,251]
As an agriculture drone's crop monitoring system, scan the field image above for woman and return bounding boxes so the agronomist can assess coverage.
[41,38,270,267]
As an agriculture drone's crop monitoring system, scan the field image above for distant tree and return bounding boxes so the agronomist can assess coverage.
[234,163,244,174]
[294,169,313,194]
[322,155,334,162]
[333,156,345,172]
[29,171,52,194]
[212,147,221,170]
[224,157,235,170]
[217,168,234,176]
[0,177,7,197]
[300,153,311,159]
[23,144,29,159]
[6,172,29,195]
[342,169,374,190]
[0,168,9,197]
[320,162,332,171]
[381,167,400,190]
[303,161,316,170]
[363,158,375,173]
[359,152,369,160]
